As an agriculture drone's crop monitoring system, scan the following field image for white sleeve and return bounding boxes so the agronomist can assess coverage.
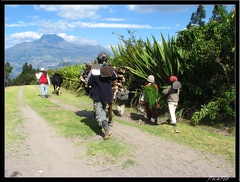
[113,91,117,99]
[47,75,51,85]
[86,69,92,84]
[140,93,145,102]
[36,72,42,79]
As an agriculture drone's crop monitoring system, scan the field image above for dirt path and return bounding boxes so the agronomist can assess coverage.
[4,86,235,178]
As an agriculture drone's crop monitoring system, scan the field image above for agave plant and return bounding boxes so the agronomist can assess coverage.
[110,33,183,108]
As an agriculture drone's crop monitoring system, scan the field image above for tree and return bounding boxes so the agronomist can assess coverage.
[210,5,228,22]
[11,62,37,86]
[4,62,13,87]
[187,5,206,28]
[176,6,235,125]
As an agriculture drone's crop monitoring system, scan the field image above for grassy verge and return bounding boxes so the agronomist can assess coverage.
[5,86,26,152]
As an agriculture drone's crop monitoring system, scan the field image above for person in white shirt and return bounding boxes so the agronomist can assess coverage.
[36,68,51,98]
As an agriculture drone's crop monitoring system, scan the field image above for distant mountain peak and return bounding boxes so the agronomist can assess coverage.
[39,34,64,42]
[5,33,113,78]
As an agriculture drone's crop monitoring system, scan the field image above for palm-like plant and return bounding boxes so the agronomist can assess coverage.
[110,32,183,108]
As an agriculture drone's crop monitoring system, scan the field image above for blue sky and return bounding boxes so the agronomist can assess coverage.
[5,4,235,52]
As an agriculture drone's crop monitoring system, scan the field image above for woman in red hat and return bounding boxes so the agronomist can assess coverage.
[163,76,182,133]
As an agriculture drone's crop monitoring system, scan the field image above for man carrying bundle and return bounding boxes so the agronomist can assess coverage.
[87,52,118,140]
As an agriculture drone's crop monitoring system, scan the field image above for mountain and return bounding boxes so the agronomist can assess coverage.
[5,34,113,78]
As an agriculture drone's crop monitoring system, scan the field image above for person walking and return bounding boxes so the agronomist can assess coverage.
[87,53,118,140]
[113,85,129,117]
[36,68,51,98]
[139,75,159,124]
[163,76,182,133]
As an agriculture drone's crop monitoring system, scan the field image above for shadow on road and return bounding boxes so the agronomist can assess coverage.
[75,110,104,139]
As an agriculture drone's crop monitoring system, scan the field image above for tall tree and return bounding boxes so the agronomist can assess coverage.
[4,62,13,79]
[11,62,37,85]
[187,5,206,28]
[210,5,228,22]
[4,62,13,86]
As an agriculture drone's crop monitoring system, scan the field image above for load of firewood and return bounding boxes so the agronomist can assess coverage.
[112,66,127,93]
[79,63,92,87]
[79,64,128,94]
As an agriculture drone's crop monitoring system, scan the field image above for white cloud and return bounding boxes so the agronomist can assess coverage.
[5,31,42,49]
[38,20,69,33]
[5,21,36,27]
[103,18,125,22]
[34,5,108,20]
[57,33,97,45]
[71,21,154,29]
[127,5,190,13]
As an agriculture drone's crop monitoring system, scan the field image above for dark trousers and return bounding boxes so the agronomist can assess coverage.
[145,102,158,119]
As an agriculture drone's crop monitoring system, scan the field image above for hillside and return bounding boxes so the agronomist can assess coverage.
[5,34,112,78]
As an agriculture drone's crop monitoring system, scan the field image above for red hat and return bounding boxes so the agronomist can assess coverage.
[169,76,178,82]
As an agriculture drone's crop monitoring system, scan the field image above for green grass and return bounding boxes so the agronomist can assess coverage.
[48,85,93,110]
[85,138,131,165]
[5,87,26,151]
[5,85,236,166]
[86,139,129,158]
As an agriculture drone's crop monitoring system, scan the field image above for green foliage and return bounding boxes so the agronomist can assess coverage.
[109,31,182,108]
[4,62,13,79]
[210,5,229,22]
[4,62,13,86]
[191,102,219,125]
[176,6,235,124]
[191,87,235,125]
[48,64,86,93]
[11,62,37,86]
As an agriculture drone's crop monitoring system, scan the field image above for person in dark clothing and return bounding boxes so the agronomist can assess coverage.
[87,53,118,139]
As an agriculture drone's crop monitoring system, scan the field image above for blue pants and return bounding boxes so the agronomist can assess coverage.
[41,84,49,97]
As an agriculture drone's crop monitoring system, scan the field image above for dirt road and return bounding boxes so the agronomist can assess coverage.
[4,86,235,178]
